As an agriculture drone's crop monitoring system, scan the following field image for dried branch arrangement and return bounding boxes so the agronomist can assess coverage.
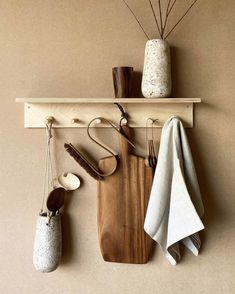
[122,0,199,40]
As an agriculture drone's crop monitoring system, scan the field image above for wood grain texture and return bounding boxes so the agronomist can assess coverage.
[20,102,196,128]
[97,127,154,264]
[112,67,133,98]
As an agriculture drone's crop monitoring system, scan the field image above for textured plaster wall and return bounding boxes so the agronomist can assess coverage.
[0,1,234,293]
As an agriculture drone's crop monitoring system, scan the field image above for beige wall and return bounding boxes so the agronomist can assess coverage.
[0,0,235,293]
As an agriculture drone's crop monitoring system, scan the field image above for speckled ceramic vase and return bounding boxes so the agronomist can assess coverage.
[33,214,62,273]
[142,39,172,98]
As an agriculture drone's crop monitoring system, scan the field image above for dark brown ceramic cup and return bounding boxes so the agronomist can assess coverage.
[112,67,133,98]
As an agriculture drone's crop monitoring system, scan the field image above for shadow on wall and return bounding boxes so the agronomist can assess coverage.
[60,186,83,265]
[187,127,224,250]
[171,46,184,97]
[171,46,203,98]
[132,71,144,98]
[61,213,75,265]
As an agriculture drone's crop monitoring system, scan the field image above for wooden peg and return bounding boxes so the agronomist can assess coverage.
[44,116,54,125]
[71,118,79,124]
[93,118,102,125]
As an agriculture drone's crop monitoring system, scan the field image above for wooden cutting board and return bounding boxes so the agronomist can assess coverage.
[97,126,154,264]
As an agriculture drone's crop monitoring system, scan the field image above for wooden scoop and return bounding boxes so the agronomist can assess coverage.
[53,173,81,191]
[58,173,80,191]
[46,187,66,214]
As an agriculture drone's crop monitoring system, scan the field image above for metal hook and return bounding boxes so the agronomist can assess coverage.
[145,118,158,168]
[87,117,135,149]
[146,118,159,141]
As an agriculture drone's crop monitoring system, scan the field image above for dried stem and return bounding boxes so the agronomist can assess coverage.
[162,0,172,38]
[162,0,177,38]
[164,0,199,40]
[167,0,177,18]
[148,0,162,38]
[122,0,150,40]
[158,0,163,38]
[163,0,178,38]
[166,0,173,16]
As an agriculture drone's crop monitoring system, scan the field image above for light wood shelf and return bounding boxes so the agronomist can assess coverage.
[16,97,202,128]
[16,98,201,104]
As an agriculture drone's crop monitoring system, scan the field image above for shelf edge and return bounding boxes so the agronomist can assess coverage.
[16,98,202,104]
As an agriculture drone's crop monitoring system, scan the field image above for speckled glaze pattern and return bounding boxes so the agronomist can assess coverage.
[142,39,172,98]
[33,214,62,273]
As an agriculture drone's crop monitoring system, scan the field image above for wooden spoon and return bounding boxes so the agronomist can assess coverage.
[58,173,81,191]
[52,173,81,191]
[47,187,66,214]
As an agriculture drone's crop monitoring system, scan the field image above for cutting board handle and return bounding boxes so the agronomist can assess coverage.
[119,125,133,159]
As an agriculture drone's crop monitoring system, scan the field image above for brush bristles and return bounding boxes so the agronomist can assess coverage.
[64,143,103,181]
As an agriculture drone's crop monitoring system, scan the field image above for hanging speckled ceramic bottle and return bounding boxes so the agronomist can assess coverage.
[142,39,172,98]
[33,117,62,273]
[33,213,62,273]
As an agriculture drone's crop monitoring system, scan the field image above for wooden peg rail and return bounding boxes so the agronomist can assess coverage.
[16,98,201,128]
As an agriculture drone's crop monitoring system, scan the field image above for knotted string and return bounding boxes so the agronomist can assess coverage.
[40,120,53,215]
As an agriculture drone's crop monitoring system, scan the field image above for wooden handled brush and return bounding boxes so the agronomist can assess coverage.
[64,143,118,181]
[64,117,135,181]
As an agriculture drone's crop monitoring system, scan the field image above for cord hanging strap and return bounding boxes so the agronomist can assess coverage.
[114,103,129,128]
[46,118,53,142]
[40,117,54,214]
